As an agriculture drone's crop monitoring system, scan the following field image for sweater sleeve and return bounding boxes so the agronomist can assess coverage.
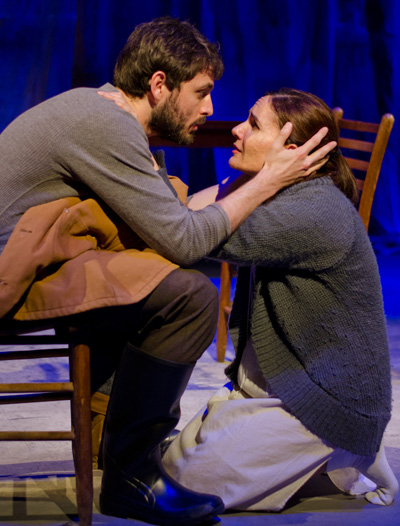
[45,89,231,266]
[209,178,358,271]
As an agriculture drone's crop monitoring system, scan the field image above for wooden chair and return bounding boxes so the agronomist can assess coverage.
[332,108,395,230]
[0,319,93,526]
[215,260,237,361]
[212,110,395,361]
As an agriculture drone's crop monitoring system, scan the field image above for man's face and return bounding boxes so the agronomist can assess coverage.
[229,96,281,175]
[149,72,214,145]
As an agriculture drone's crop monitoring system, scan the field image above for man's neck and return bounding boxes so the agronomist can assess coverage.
[118,89,155,138]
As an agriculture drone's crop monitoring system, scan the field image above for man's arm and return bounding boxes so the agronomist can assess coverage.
[98,90,335,231]
[209,178,354,272]
[190,123,335,231]
[97,91,335,252]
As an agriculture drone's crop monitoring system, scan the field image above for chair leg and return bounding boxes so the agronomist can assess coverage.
[216,262,233,362]
[70,339,93,526]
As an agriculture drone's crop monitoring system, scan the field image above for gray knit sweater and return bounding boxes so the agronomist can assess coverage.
[0,84,230,264]
[211,176,392,456]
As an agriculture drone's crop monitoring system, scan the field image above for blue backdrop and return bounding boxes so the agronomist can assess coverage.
[1,0,399,249]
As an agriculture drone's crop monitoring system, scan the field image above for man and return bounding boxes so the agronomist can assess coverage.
[0,16,335,526]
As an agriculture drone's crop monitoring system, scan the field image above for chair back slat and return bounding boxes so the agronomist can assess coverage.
[0,431,75,440]
[0,382,73,393]
[343,157,370,172]
[337,118,380,133]
[333,108,395,230]
[338,137,374,153]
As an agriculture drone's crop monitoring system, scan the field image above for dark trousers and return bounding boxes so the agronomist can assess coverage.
[65,268,219,393]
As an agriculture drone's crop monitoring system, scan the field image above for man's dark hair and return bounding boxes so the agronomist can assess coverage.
[114,16,224,97]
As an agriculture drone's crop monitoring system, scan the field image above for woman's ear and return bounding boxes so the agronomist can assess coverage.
[285,143,298,150]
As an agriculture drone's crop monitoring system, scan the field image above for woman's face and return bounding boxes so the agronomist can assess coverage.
[229,96,281,175]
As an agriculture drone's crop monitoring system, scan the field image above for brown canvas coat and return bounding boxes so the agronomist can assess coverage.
[0,177,188,320]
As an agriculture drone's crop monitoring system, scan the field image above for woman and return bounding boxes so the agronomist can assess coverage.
[162,88,399,511]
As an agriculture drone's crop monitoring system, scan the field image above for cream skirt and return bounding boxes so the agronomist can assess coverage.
[163,341,375,511]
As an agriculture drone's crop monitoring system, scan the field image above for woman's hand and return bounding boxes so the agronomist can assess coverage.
[97,90,162,169]
[97,90,138,119]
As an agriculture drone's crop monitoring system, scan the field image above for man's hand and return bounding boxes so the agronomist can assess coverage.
[260,122,337,190]
[215,123,337,232]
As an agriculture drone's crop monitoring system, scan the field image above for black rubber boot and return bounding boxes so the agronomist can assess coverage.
[99,343,224,526]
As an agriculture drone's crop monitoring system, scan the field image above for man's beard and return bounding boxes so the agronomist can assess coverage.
[149,93,205,146]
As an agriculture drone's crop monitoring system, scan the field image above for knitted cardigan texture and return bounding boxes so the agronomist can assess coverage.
[211,176,392,456]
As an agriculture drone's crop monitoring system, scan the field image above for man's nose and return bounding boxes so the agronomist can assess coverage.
[201,94,213,116]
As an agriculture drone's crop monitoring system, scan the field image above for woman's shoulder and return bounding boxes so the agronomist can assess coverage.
[276,176,359,224]
[263,176,363,262]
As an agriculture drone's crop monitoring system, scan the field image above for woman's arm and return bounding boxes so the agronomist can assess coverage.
[209,180,355,271]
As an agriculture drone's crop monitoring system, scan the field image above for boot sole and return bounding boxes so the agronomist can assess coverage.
[99,491,225,526]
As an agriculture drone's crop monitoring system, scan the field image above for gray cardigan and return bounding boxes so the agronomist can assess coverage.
[211,176,392,456]
[0,84,230,264]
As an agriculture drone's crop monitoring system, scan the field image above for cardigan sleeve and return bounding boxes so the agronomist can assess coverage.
[209,178,358,272]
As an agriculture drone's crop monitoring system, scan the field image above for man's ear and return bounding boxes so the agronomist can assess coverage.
[148,71,169,104]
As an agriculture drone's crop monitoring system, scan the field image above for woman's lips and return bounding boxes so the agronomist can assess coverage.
[232,143,241,154]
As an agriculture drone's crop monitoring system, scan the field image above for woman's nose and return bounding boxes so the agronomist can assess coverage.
[232,123,244,139]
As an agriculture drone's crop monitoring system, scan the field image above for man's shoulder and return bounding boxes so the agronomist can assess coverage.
[52,85,112,107]
[45,85,146,137]
[57,83,116,100]
[13,86,104,123]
